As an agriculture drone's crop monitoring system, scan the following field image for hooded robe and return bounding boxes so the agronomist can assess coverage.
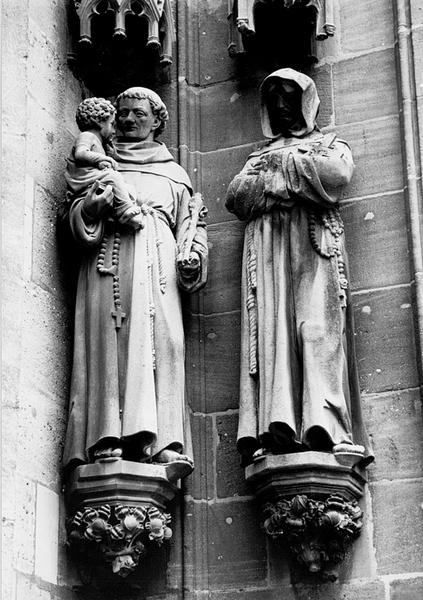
[63,140,207,470]
[226,69,373,466]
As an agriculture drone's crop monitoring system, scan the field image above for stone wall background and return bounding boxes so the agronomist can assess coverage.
[179,1,423,599]
[2,1,422,599]
[2,1,85,598]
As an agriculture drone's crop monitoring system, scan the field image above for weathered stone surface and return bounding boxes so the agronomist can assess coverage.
[342,192,411,291]
[353,287,420,393]
[14,477,36,575]
[63,72,84,141]
[2,518,16,600]
[334,50,398,125]
[2,135,27,412]
[340,0,394,53]
[28,0,67,55]
[363,388,423,482]
[185,312,241,413]
[184,314,206,412]
[203,312,241,413]
[2,133,27,283]
[207,590,281,600]
[336,117,403,199]
[14,390,68,488]
[2,1,29,136]
[186,414,216,500]
[188,582,387,600]
[289,580,386,600]
[157,81,179,150]
[390,577,423,600]
[35,484,59,584]
[15,573,52,600]
[27,19,68,124]
[216,413,249,498]
[197,81,263,152]
[411,26,423,170]
[32,184,70,300]
[203,222,244,315]
[19,282,72,408]
[26,98,74,200]
[371,479,423,574]
[338,487,377,581]
[197,0,238,86]
[413,24,423,94]
[184,500,267,588]
[201,143,259,224]
[313,64,334,129]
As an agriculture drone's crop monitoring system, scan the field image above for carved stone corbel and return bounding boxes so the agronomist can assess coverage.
[246,452,368,581]
[227,0,335,64]
[65,460,181,578]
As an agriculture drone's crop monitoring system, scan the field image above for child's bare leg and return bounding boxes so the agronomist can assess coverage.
[99,169,141,226]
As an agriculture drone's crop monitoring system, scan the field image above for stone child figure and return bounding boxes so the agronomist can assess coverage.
[66,97,144,229]
[63,88,208,478]
[226,69,372,467]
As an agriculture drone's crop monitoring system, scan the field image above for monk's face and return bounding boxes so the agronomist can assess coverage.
[265,79,303,136]
[116,98,160,141]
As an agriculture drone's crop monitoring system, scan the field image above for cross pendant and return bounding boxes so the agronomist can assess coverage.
[111,306,126,329]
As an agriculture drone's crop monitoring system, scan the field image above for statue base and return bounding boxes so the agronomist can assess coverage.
[65,460,180,578]
[245,452,368,581]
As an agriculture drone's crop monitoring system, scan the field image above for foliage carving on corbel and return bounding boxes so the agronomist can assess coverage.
[262,494,363,581]
[67,504,172,577]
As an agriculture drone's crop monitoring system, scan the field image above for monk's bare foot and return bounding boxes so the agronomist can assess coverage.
[252,448,270,461]
[333,443,364,466]
[155,449,194,467]
[93,446,122,462]
[333,443,364,455]
[154,450,194,482]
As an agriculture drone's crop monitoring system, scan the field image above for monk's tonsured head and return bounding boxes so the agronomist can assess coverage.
[116,87,169,141]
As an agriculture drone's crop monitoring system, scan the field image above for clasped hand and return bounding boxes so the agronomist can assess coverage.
[98,156,118,170]
[177,252,201,277]
[82,180,114,221]
[246,157,268,176]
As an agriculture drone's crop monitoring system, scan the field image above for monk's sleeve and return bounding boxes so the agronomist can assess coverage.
[226,156,284,221]
[262,140,354,208]
[176,186,208,293]
[69,194,105,248]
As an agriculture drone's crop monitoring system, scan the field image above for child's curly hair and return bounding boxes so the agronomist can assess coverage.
[76,97,116,131]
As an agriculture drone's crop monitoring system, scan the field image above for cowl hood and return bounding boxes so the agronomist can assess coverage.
[113,140,192,191]
[260,68,320,139]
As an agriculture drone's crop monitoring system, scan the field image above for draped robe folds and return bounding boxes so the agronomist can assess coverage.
[226,133,373,466]
[63,141,207,470]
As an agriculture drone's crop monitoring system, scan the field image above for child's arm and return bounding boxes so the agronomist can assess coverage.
[74,131,116,168]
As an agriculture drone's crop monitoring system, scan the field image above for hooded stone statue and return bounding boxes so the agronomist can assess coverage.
[226,69,373,467]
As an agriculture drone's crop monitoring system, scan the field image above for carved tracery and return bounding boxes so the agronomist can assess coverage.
[228,0,335,64]
[73,0,175,64]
